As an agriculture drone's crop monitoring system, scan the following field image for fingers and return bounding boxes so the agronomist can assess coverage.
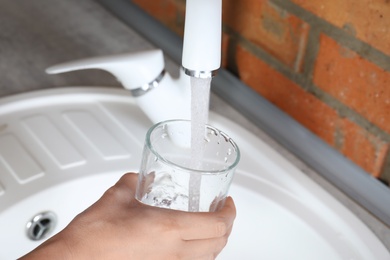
[115,172,138,190]
[219,197,236,236]
[178,197,236,240]
[181,236,228,260]
[101,172,138,205]
[218,197,237,222]
[103,173,236,242]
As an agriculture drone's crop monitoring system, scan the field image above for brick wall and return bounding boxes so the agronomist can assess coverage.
[132,0,390,186]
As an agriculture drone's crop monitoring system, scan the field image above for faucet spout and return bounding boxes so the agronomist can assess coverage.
[182,0,222,79]
[45,50,191,124]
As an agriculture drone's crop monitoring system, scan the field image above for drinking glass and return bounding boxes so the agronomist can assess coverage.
[135,119,240,212]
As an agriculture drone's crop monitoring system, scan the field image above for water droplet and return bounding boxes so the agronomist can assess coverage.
[224,157,228,163]
[227,148,232,155]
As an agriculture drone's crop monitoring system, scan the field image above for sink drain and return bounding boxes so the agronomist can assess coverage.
[26,211,57,241]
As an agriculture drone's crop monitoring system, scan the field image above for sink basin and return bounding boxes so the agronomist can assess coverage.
[0,87,388,259]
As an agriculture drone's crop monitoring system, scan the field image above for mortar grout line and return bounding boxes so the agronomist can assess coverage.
[300,24,321,89]
[222,26,390,145]
[223,26,307,86]
[308,86,390,143]
[270,0,390,72]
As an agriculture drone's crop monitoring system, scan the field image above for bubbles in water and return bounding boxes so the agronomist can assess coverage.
[142,172,189,210]
[153,197,173,207]
[189,76,211,212]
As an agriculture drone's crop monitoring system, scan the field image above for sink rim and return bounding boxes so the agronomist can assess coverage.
[0,86,388,259]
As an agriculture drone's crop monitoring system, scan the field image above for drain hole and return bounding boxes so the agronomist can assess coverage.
[26,212,57,241]
[39,218,51,226]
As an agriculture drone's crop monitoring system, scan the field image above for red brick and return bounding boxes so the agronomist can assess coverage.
[236,44,390,177]
[223,0,310,71]
[339,119,389,177]
[133,0,185,35]
[291,0,390,56]
[221,33,230,68]
[235,44,338,144]
[314,34,390,134]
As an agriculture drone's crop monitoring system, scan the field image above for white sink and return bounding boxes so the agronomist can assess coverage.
[0,87,388,259]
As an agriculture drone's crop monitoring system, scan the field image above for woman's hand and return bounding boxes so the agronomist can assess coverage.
[21,172,236,260]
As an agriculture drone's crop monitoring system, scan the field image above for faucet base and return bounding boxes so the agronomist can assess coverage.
[182,66,217,79]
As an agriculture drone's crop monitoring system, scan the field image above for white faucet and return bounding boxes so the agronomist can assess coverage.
[46,0,222,124]
[182,0,222,78]
[46,50,191,123]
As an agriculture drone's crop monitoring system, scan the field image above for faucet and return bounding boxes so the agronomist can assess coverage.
[46,0,222,124]
[182,0,222,79]
[46,50,191,123]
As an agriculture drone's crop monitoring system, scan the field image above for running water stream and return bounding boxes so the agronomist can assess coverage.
[188,76,211,212]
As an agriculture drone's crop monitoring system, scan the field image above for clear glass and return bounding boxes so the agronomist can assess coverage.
[136,119,240,212]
